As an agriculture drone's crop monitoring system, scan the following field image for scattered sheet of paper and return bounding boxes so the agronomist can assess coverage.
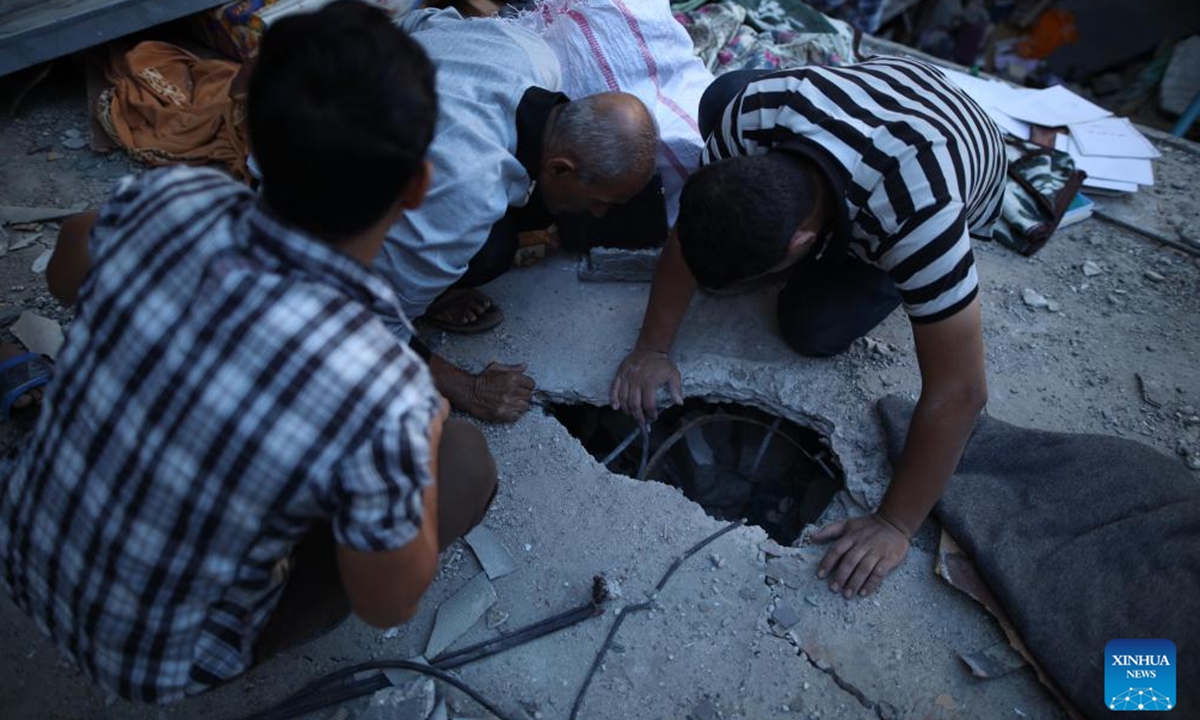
[999,84,1112,127]
[1055,134,1153,187]
[1081,177,1140,193]
[940,68,1032,138]
[1068,117,1160,159]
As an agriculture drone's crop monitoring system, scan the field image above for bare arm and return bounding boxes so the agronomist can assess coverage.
[610,230,697,423]
[336,399,448,627]
[46,211,99,307]
[815,297,987,598]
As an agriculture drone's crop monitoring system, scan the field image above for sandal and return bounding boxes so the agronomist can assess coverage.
[0,352,52,420]
[420,288,505,335]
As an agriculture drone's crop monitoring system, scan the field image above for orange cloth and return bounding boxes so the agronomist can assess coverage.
[101,41,249,181]
[1016,9,1079,60]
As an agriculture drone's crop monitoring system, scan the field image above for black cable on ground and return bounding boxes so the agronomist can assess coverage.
[568,520,742,720]
[236,660,517,720]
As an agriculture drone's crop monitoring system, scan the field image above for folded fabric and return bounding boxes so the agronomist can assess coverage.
[877,395,1200,718]
[99,41,249,181]
[676,1,856,76]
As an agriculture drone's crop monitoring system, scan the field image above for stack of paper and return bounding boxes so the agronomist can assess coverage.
[939,68,1157,195]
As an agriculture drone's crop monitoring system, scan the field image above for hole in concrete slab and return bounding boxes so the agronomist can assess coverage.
[550,400,844,544]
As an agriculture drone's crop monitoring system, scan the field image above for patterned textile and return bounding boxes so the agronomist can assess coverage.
[0,167,440,702]
[675,1,856,75]
[992,139,1085,256]
[702,56,1008,323]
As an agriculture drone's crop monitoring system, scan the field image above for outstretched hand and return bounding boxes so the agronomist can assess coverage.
[466,362,534,423]
[812,514,910,599]
[609,348,683,425]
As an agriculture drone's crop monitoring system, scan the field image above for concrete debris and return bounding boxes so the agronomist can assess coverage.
[424,571,497,659]
[1081,261,1103,277]
[464,525,517,580]
[61,137,88,151]
[577,247,661,283]
[7,223,43,233]
[863,337,892,357]
[1137,373,1168,408]
[31,248,52,275]
[1144,269,1166,282]
[759,538,802,557]
[485,607,509,629]
[429,698,447,720]
[1160,35,1200,116]
[360,678,436,720]
[63,128,81,139]
[765,557,808,589]
[771,602,802,633]
[0,203,86,225]
[1020,288,1049,309]
[8,233,44,252]
[11,311,64,359]
[687,698,720,720]
[959,641,1028,678]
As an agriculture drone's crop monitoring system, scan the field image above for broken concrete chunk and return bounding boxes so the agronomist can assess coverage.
[11,311,64,359]
[464,525,516,580]
[31,248,52,275]
[1144,269,1166,282]
[9,232,44,252]
[577,247,661,283]
[0,203,86,225]
[771,602,802,633]
[425,571,497,659]
[959,640,1028,679]
[360,678,436,720]
[1082,260,1103,277]
[1021,288,1050,309]
[765,557,808,589]
[62,137,88,150]
[1137,373,1167,408]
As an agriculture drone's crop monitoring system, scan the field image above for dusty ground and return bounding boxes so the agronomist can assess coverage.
[1,65,1198,720]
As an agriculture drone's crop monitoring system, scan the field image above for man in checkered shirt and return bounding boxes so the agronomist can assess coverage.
[0,1,496,703]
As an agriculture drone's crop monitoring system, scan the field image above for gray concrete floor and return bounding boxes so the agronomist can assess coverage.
[3,65,1200,720]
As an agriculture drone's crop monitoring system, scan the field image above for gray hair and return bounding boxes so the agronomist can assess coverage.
[545,94,659,186]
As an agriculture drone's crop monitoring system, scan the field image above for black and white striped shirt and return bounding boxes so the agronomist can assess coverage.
[0,167,441,702]
[703,56,1007,323]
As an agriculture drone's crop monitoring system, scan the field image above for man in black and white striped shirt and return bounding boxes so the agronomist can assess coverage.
[610,56,1007,599]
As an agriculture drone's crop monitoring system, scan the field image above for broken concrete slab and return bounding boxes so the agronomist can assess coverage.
[0,203,86,225]
[577,247,661,283]
[961,640,1029,679]
[11,311,63,359]
[464,525,517,580]
[7,232,44,253]
[359,678,436,720]
[30,248,51,275]
[424,571,497,659]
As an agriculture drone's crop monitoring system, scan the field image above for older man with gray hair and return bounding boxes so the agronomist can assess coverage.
[375,6,659,423]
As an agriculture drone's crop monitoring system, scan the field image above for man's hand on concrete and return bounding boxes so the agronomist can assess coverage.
[610,347,683,425]
[466,362,535,423]
[432,355,535,423]
[812,514,909,599]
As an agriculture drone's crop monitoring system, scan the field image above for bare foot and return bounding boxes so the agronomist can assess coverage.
[1,344,46,413]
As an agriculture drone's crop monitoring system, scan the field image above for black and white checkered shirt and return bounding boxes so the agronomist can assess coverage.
[704,56,1008,323]
[0,167,441,702]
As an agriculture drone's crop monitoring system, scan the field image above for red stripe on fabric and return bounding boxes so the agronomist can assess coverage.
[611,0,701,135]
[660,141,689,180]
[567,10,620,91]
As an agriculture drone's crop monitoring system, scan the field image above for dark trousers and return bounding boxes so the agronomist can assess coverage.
[253,419,498,659]
[777,257,902,357]
[455,213,521,290]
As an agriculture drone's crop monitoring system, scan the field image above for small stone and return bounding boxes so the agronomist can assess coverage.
[64,128,82,139]
[804,595,820,607]
[1144,269,1165,282]
[1021,288,1050,309]
[486,607,509,629]
[1082,261,1103,277]
[1047,301,1062,313]
[61,137,88,150]
[46,151,61,161]
[771,603,802,631]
